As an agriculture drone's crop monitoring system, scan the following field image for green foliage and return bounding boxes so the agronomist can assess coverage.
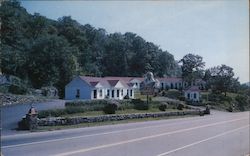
[65,100,108,111]
[38,109,67,118]
[1,1,179,98]
[177,103,185,110]
[208,93,232,103]
[159,103,168,111]
[178,96,186,101]
[103,102,118,114]
[8,84,27,95]
[179,53,205,85]
[227,106,233,112]
[165,89,182,99]
[132,99,149,110]
[206,65,236,96]
[177,103,184,110]
[235,95,248,111]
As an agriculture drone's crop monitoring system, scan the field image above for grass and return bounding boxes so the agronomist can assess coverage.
[37,114,196,132]
[61,108,179,117]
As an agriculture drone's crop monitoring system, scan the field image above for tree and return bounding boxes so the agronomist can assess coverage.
[179,54,205,86]
[207,64,235,96]
[28,35,77,97]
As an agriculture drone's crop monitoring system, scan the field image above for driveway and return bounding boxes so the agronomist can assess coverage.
[1,99,65,135]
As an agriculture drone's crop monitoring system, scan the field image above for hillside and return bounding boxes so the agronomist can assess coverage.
[0,1,181,97]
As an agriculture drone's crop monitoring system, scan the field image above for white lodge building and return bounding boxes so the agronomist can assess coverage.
[65,76,205,100]
[65,76,143,100]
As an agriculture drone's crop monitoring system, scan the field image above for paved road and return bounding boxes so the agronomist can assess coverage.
[2,111,249,156]
[1,100,65,135]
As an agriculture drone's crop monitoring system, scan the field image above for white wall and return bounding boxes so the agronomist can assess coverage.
[185,91,200,101]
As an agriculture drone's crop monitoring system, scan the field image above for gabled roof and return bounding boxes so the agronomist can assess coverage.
[79,76,131,88]
[89,81,99,87]
[184,86,201,92]
[107,80,119,87]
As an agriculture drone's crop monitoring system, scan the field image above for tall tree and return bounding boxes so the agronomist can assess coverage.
[179,53,205,86]
[207,64,235,96]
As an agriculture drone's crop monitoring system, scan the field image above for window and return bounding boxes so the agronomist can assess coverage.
[130,90,133,97]
[99,89,102,97]
[107,89,110,96]
[171,83,174,89]
[76,89,80,98]
[93,90,97,99]
[112,90,114,98]
[127,89,129,95]
[161,83,164,89]
[117,90,120,97]
[194,93,197,99]
[121,89,123,96]
[187,93,190,99]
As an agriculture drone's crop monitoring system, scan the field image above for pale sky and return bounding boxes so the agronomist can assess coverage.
[21,0,249,83]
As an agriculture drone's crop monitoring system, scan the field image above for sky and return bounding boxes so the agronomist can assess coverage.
[21,0,249,83]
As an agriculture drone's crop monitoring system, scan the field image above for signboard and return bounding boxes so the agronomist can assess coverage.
[140,87,154,95]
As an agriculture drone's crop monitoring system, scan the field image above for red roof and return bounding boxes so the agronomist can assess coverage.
[107,80,119,87]
[104,77,143,83]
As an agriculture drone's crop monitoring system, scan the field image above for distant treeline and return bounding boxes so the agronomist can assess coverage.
[0,1,181,97]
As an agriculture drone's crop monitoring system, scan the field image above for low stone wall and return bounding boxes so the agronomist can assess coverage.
[38,110,203,126]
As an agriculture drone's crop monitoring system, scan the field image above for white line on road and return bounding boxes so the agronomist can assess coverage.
[157,125,249,156]
[54,118,248,156]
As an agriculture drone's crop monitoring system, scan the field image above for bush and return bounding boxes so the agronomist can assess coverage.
[66,106,85,114]
[124,95,129,99]
[208,93,232,103]
[165,89,182,99]
[204,105,210,114]
[103,102,118,114]
[178,96,186,101]
[161,90,166,96]
[65,100,109,111]
[132,99,149,110]
[159,103,168,111]
[235,95,247,111]
[119,100,134,110]
[38,109,67,118]
[177,103,184,110]
[8,85,27,95]
[227,106,233,112]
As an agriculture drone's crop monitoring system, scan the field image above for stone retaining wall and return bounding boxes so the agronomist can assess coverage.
[38,110,203,126]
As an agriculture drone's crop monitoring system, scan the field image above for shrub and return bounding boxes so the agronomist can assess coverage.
[119,100,134,110]
[235,95,247,111]
[178,96,186,101]
[165,89,182,99]
[38,109,66,118]
[124,95,129,99]
[132,99,149,110]
[161,90,166,96]
[103,102,118,114]
[66,107,85,114]
[9,85,27,95]
[177,103,184,110]
[227,106,233,112]
[159,103,167,111]
[65,100,109,111]
[204,105,210,114]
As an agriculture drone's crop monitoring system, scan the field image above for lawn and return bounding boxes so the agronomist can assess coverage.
[61,108,180,118]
